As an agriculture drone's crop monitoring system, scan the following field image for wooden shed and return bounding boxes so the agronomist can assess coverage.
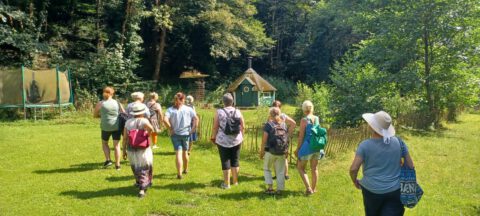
[227,58,277,107]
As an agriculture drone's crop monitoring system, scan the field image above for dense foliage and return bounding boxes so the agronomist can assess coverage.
[1,0,479,128]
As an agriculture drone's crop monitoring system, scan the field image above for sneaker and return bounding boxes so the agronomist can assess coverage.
[115,165,121,170]
[152,145,159,149]
[220,183,231,189]
[177,174,183,179]
[103,160,113,167]
[182,169,188,175]
[285,175,290,180]
[306,189,314,196]
[138,190,145,198]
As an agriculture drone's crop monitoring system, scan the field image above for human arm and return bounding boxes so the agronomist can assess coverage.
[349,155,363,189]
[284,115,296,136]
[210,111,219,143]
[260,131,268,159]
[163,109,172,135]
[294,118,307,157]
[122,128,128,160]
[143,120,154,134]
[118,101,125,113]
[240,115,245,135]
[190,109,199,133]
[93,101,102,118]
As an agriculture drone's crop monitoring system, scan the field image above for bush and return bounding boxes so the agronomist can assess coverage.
[264,76,297,104]
[205,84,227,108]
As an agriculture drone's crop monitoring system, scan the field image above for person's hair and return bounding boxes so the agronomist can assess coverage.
[186,95,194,105]
[150,92,158,100]
[131,92,144,101]
[173,92,185,108]
[102,86,115,100]
[269,107,283,123]
[302,100,314,114]
[272,100,282,108]
[222,93,234,107]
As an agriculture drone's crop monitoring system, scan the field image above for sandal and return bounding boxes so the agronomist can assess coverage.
[306,189,314,196]
[264,188,275,195]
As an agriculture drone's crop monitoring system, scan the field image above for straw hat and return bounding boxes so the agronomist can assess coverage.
[362,111,396,142]
[130,103,147,116]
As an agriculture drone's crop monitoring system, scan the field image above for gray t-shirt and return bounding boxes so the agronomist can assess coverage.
[165,105,196,136]
[100,99,119,131]
[356,137,408,194]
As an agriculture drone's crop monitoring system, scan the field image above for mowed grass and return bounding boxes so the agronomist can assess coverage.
[0,110,479,216]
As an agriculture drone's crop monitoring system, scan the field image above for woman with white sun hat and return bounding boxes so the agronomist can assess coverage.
[349,111,415,216]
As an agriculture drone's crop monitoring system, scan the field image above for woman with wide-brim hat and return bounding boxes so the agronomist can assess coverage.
[349,111,415,216]
[122,103,154,198]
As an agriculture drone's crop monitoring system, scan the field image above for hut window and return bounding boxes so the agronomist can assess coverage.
[243,86,250,92]
[260,92,271,98]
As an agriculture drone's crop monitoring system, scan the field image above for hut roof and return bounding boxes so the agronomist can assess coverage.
[227,68,277,92]
[179,69,209,79]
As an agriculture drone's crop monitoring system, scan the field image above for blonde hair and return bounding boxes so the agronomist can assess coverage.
[131,92,144,101]
[302,100,314,114]
[269,107,282,122]
[150,92,158,100]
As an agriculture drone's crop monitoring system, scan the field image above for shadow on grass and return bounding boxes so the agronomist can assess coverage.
[217,190,301,200]
[208,173,264,187]
[154,182,206,191]
[60,186,137,199]
[154,151,175,156]
[105,173,177,182]
[33,162,101,174]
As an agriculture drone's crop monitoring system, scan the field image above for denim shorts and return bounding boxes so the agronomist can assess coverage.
[171,134,190,151]
[299,150,325,161]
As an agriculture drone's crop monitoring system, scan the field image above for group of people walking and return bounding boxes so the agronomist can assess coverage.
[94,86,416,216]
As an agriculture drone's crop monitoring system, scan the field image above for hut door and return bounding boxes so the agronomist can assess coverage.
[237,83,256,106]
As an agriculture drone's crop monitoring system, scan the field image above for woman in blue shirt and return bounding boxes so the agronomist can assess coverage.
[350,111,415,216]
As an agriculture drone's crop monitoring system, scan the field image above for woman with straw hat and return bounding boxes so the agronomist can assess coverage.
[349,111,415,216]
[122,103,154,198]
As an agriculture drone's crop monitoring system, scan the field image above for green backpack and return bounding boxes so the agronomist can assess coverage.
[308,117,328,151]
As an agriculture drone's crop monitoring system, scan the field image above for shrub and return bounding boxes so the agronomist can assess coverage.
[294,82,332,125]
[264,76,297,104]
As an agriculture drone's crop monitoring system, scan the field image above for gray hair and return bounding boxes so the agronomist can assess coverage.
[222,93,234,106]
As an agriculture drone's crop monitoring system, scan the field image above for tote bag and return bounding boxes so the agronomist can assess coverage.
[398,137,424,208]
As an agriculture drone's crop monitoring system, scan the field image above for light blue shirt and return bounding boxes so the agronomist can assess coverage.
[356,137,408,194]
[165,105,196,136]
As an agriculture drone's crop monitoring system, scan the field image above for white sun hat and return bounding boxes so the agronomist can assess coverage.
[130,103,147,116]
[362,111,396,144]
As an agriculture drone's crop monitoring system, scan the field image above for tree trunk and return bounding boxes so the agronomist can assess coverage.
[95,0,104,51]
[423,27,435,128]
[120,0,132,45]
[153,27,167,82]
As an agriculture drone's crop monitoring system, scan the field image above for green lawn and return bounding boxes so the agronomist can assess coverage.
[0,110,479,215]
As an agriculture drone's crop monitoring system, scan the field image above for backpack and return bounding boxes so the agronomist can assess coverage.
[128,119,150,149]
[308,116,328,151]
[267,121,289,155]
[220,108,241,135]
[116,100,128,134]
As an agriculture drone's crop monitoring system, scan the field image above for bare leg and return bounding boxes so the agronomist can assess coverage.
[182,149,189,172]
[113,140,121,167]
[310,159,319,192]
[297,160,312,191]
[102,140,111,161]
[188,141,193,153]
[175,150,183,177]
[222,169,231,186]
[231,167,239,184]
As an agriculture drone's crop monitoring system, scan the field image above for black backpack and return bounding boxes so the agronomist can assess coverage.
[221,108,241,135]
[267,121,289,155]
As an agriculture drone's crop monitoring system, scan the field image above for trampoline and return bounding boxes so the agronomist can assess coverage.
[0,66,74,119]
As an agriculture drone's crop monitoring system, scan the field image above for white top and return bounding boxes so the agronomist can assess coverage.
[215,107,243,148]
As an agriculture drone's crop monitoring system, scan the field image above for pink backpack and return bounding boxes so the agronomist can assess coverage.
[128,119,150,149]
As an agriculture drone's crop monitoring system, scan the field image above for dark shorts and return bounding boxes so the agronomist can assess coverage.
[217,144,241,170]
[101,130,122,141]
[361,186,405,216]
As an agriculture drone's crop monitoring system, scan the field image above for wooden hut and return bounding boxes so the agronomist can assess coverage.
[227,58,277,107]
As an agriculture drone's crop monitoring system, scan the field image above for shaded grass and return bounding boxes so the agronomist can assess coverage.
[0,113,479,215]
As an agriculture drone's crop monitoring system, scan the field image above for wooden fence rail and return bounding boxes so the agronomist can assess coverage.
[196,115,370,164]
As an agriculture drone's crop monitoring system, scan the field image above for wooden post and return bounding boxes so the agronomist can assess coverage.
[21,66,26,120]
[56,66,62,115]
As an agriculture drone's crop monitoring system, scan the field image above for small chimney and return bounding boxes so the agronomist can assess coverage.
[248,56,253,69]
